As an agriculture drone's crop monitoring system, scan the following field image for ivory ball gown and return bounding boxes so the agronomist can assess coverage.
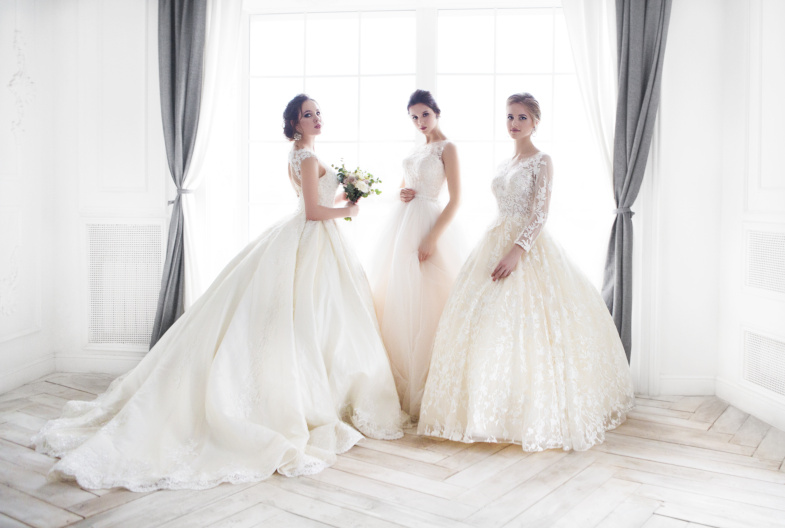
[370,140,464,422]
[418,152,634,451]
[33,147,403,491]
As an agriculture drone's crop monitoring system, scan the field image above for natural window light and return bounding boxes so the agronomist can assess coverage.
[246,5,614,287]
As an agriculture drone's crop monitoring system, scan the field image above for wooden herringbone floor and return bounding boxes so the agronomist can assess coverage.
[1,373,784,527]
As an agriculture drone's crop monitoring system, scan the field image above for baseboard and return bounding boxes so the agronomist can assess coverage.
[716,377,785,432]
[0,355,56,394]
[55,349,146,377]
[657,375,716,396]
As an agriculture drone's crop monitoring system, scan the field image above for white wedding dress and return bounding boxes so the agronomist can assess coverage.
[33,147,403,491]
[370,140,463,422]
[418,152,634,451]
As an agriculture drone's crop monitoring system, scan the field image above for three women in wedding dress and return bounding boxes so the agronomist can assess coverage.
[34,90,633,492]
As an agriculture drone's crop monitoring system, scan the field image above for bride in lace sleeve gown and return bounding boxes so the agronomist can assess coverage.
[418,93,634,451]
[32,94,403,491]
[370,90,463,422]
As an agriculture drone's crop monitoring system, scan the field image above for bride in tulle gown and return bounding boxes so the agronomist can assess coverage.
[370,90,463,422]
[33,94,403,491]
[418,93,634,451]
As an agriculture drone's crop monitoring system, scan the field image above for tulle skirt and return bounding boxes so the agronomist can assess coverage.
[418,218,634,451]
[370,197,464,421]
[33,211,403,491]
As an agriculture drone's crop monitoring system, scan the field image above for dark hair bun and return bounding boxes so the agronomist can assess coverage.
[283,94,312,141]
[407,89,441,117]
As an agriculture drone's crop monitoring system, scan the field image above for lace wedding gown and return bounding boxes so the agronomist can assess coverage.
[33,147,403,491]
[418,152,634,451]
[370,140,463,422]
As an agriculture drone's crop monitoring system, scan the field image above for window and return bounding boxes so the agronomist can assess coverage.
[245,3,613,287]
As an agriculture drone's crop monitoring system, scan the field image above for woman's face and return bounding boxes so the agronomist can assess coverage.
[408,103,438,136]
[506,102,536,139]
[296,100,322,137]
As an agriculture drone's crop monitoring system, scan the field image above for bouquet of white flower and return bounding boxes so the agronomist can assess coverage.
[333,161,382,221]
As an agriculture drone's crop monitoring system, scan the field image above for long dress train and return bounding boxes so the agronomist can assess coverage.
[370,140,463,421]
[418,152,634,451]
[33,147,403,491]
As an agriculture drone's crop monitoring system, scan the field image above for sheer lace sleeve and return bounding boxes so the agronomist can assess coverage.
[515,154,553,251]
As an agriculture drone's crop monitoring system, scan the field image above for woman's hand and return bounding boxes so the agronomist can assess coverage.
[400,188,416,203]
[418,234,436,262]
[345,202,360,218]
[491,245,524,281]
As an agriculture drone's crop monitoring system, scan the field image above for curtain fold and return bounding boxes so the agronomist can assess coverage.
[562,0,618,180]
[182,0,243,306]
[602,0,672,362]
[150,0,208,348]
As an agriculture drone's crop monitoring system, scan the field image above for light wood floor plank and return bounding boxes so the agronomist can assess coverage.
[594,495,663,528]
[612,419,755,456]
[753,427,785,463]
[709,406,750,435]
[731,415,771,447]
[0,512,31,528]
[627,411,712,432]
[690,398,729,424]
[2,374,784,528]
[549,477,642,528]
[307,467,476,521]
[0,483,83,528]
[503,462,617,527]
[637,484,784,528]
[270,472,474,528]
[466,451,598,528]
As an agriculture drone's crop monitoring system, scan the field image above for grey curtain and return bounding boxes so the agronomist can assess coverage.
[150,0,207,348]
[602,0,672,362]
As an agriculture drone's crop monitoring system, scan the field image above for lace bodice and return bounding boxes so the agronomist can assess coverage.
[402,140,450,201]
[288,147,339,208]
[491,152,553,251]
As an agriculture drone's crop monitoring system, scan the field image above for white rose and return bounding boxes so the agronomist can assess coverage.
[355,179,370,193]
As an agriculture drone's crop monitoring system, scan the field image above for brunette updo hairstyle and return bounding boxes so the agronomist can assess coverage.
[283,93,314,141]
[506,92,541,126]
[407,89,441,117]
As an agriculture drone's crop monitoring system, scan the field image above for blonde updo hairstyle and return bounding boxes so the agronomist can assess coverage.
[506,92,541,132]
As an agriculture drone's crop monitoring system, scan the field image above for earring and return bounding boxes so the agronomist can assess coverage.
[293,132,302,141]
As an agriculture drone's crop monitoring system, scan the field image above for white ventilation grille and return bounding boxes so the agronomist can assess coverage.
[87,223,163,346]
[746,230,785,294]
[744,331,785,397]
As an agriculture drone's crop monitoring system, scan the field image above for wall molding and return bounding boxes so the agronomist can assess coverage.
[657,375,716,396]
[716,376,785,432]
[55,349,145,377]
[0,355,55,394]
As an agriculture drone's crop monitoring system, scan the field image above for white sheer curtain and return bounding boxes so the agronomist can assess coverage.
[182,0,244,306]
[562,0,617,178]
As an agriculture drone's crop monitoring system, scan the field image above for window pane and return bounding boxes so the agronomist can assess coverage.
[249,77,305,142]
[315,142,359,173]
[248,141,296,205]
[553,75,585,141]
[360,12,416,75]
[359,75,416,141]
[250,14,304,77]
[554,9,575,74]
[437,10,494,74]
[436,75,494,140]
[304,76,359,142]
[494,75,553,141]
[359,141,416,201]
[496,9,554,74]
[454,142,497,247]
[305,13,359,76]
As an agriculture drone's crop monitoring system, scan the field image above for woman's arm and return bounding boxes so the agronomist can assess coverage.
[418,142,461,261]
[301,157,358,221]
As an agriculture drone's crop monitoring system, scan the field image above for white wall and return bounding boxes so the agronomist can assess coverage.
[715,0,785,431]
[0,0,166,393]
[647,0,725,395]
[0,0,56,393]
